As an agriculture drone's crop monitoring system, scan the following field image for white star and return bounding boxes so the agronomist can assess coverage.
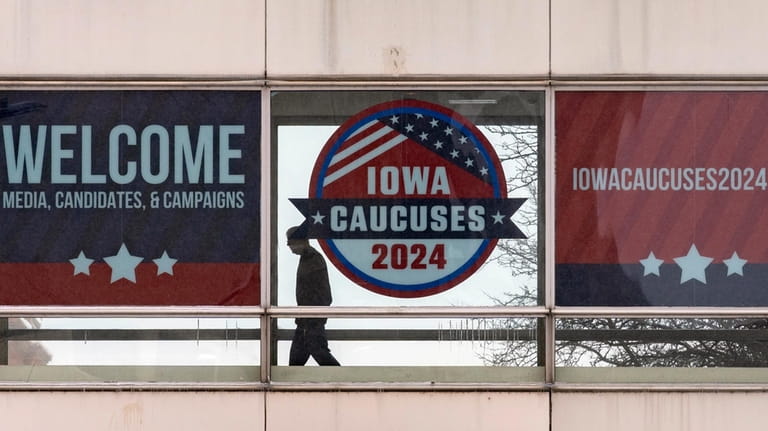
[464,158,474,168]
[390,115,399,124]
[153,251,178,276]
[480,167,489,176]
[433,140,444,149]
[415,113,423,119]
[405,124,415,133]
[104,243,143,283]
[491,211,507,224]
[444,127,454,136]
[724,251,747,276]
[674,244,713,284]
[419,132,429,141]
[450,149,459,159]
[639,251,664,277]
[429,119,439,128]
[458,136,468,145]
[69,251,94,276]
[311,211,325,224]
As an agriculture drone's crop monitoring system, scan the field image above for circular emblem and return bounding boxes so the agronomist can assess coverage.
[290,100,525,298]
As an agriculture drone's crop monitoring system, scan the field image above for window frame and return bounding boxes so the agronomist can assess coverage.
[1,83,768,390]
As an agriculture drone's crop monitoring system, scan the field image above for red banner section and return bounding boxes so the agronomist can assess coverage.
[0,263,259,306]
[556,91,768,306]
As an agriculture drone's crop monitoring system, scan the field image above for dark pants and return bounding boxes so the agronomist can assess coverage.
[289,320,340,366]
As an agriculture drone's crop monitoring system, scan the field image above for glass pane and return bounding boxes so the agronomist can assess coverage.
[273,90,544,307]
[272,317,543,383]
[557,318,768,383]
[0,317,259,383]
[0,90,260,306]
[556,91,768,306]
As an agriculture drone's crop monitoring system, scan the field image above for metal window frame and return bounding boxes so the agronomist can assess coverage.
[0,82,767,391]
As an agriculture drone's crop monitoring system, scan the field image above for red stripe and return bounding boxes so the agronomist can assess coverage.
[0,263,260,305]
[337,120,388,151]
[325,128,403,179]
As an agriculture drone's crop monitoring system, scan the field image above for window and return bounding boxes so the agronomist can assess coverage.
[270,90,545,379]
[0,317,260,383]
[554,89,768,382]
[272,90,544,307]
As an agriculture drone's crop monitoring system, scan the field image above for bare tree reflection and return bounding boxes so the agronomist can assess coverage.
[7,318,51,365]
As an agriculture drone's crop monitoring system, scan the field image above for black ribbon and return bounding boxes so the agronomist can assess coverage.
[289,197,527,240]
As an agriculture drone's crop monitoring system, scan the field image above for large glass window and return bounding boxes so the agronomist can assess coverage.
[553,89,768,384]
[271,316,543,382]
[556,90,768,307]
[273,90,544,308]
[270,90,545,382]
[556,317,768,383]
[0,90,261,308]
[0,87,262,385]
[0,88,548,386]
[0,317,260,383]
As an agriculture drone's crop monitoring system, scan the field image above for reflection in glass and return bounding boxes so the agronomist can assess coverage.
[274,317,540,367]
[556,318,768,367]
[0,318,260,366]
[5,318,50,365]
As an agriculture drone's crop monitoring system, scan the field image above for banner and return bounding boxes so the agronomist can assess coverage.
[556,91,768,306]
[292,99,526,298]
[0,90,260,305]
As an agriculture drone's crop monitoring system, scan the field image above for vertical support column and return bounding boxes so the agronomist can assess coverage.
[260,87,273,383]
[544,87,556,384]
[267,88,281,370]
[536,114,547,368]
[0,318,8,365]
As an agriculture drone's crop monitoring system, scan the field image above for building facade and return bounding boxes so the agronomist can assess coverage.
[3,1,768,430]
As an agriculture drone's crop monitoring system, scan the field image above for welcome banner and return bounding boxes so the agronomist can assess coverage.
[0,90,260,305]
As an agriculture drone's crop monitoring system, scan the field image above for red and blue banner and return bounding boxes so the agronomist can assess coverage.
[0,90,260,305]
[556,91,768,306]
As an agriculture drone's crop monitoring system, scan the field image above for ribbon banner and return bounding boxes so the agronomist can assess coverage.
[290,197,526,239]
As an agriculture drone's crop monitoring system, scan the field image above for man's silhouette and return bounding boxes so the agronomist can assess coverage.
[286,226,340,366]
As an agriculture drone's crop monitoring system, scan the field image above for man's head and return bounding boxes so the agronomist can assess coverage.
[286,226,310,255]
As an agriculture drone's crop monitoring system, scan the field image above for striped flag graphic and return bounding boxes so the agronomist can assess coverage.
[323,119,407,187]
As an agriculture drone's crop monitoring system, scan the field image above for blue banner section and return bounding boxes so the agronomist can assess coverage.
[289,197,527,239]
[556,264,768,306]
[0,91,260,263]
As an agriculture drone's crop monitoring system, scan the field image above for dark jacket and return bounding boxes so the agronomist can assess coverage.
[295,246,332,325]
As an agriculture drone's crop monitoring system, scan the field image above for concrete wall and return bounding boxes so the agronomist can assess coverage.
[552,392,768,431]
[0,0,264,77]
[551,0,768,77]
[5,391,768,431]
[0,392,264,431]
[6,0,768,79]
[267,392,548,431]
[265,0,548,78]
[0,391,548,431]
